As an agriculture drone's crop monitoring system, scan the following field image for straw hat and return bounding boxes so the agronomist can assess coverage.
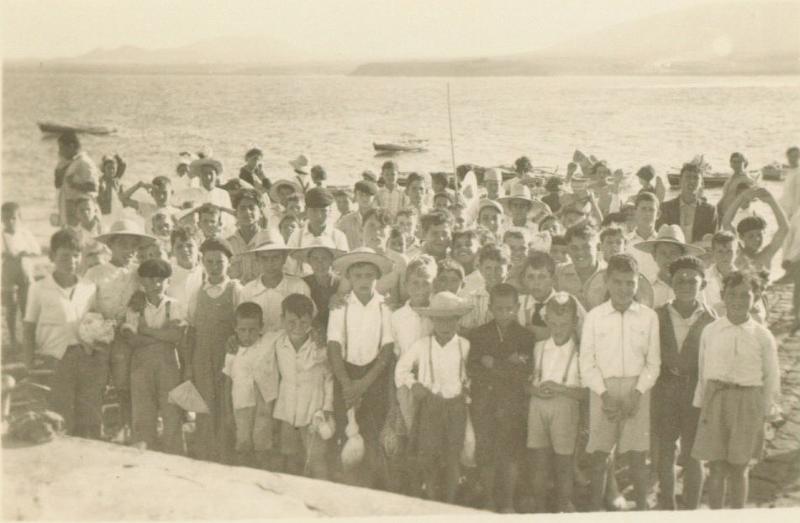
[414,291,473,318]
[96,218,156,245]
[269,179,302,202]
[478,198,504,215]
[499,184,536,206]
[189,157,223,177]
[295,237,347,263]
[289,155,309,174]
[634,224,705,256]
[244,235,294,256]
[483,168,501,183]
[333,247,394,277]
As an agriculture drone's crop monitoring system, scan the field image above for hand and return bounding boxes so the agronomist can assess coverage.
[534,383,554,399]
[506,352,526,365]
[567,162,578,175]
[601,391,620,421]
[128,291,146,313]
[411,383,428,401]
[622,389,642,418]
[480,355,495,369]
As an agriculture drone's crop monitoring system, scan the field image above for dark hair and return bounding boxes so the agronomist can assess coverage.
[606,253,638,275]
[600,225,626,242]
[396,208,415,220]
[539,214,560,230]
[503,229,526,243]
[515,156,532,172]
[711,231,736,248]
[452,229,480,245]
[406,254,438,281]
[231,188,261,210]
[50,229,81,254]
[490,282,519,304]
[311,165,327,181]
[565,223,598,244]
[279,214,299,230]
[57,131,80,147]
[590,160,609,176]
[522,250,556,276]
[680,163,702,178]
[245,148,263,160]
[634,191,659,209]
[236,301,264,323]
[722,270,767,297]
[551,234,568,247]
[430,172,448,187]
[419,210,452,235]
[788,146,800,156]
[170,227,196,247]
[197,203,221,218]
[2,201,20,217]
[636,165,655,182]
[381,160,398,171]
[152,176,171,188]
[437,258,465,281]
[282,293,315,318]
[737,215,767,236]
[730,151,748,167]
[362,207,392,229]
[200,238,233,258]
[406,172,426,188]
[545,176,563,192]
[669,255,706,279]
[477,242,511,266]
[601,212,626,227]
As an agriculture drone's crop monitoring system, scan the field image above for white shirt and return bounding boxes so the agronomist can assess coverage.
[651,278,675,310]
[273,332,334,427]
[395,334,471,399]
[122,295,187,333]
[327,292,393,366]
[693,316,780,412]
[460,286,491,331]
[626,229,659,284]
[239,276,308,332]
[391,302,433,358]
[222,332,278,410]
[167,261,205,305]
[579,300,661,396]
[2,227,41,257]
[84,262,139,321]
[287,222,349,251]
[703,264,725,315]
[667,303,706,350]
[376,186,409,219]
[24,274,97,360]
[533,337,581,388]
[518,290,554,327]
[460,270,485,298]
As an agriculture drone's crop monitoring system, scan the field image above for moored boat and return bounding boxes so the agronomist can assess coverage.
[372,142,427,153]
[37,121,116,135]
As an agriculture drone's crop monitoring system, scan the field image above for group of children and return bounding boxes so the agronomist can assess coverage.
[6,145,792,513]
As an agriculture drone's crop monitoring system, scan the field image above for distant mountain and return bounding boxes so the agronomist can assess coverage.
[353,1,800,76]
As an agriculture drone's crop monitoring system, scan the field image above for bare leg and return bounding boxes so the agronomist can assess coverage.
[628,451,650,510]
[554,454,576,512]
[707,461,728,509]
[681,457,705,509]
[530,449,553,513]
[590,451,610,510]
[727,463,749,509]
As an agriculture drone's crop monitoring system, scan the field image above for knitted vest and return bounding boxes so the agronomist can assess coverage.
[656,304,715,379]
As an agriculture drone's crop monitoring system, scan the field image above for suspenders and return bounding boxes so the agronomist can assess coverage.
[535,340,576,385]
[427,336,466,393]
[342,300,384,364]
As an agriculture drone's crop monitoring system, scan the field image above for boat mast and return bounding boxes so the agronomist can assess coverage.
[447,83,459,193]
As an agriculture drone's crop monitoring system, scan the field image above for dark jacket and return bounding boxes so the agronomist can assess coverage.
[656,303,716,382]
[656,196,718,243]
[467,320,535,393]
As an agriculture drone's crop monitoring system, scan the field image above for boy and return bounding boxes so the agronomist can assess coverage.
[279,215,300,246]
[395,209,418,251]
[337,180,378,250]
[240,237,310,331]
[274,294,335,479]
[477,199,504,243]
[395,291,472,503]
[392,256,436,359]
[197,203,225,241]
[555,224,603,309]
[504,229,529,290]
[692,271,780,509]
[298,240,343,332]
[166,228,203,305]
[151,211,173,255]
[453,229,482,295]
[23,229,103,437]
[722,186,788,272]
[580,254,660,511]
[550,235,570,265]
[332,189,352,221]
[287,187,349,255]
[121,176,179,232]
[121,258,187,454]
[223,301,279,469]
[460,243,511,332]
[599,226,627,263]
[228,188,265,284]
[703,231,737,315]
[2,202,40,351]
[412,210,453,262]
[518,251,557,340]
[652,256,716,509]
[436,258,466,295]
[468,283,535,512]
[405,172,430,217]
[626,191,661,284]
[528,292,584,513]
[327,247,395,488]
[499,185,546,232]
[483,168,501,201]
[361,208,407,306]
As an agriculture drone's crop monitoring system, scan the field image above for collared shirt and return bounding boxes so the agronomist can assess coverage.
[703,264,725,315]
[84,262,139,321]
[227,227,262,284]
[626,229,659,284]
[122,295,187,334]
[651,278,675,310]
[376,186,409,219]
[460,286,492,331]
[167,261,204,305]
[222,332,278,410]
[395,334,471,399]
[240,276,309,331]
[391,302,433,358]
[460,270,485,298]
[336,210,365,250]
[533,337,581,388]
[693,316,780,411]
[327,292,393,366]
[579,300,661,396]
[555,262,602,309]
[24,274,97,360]
[519,289,554,327]
[273,332,334,427]
[667,302,705,350]
[287,222,349,251]
[678,198,697,244]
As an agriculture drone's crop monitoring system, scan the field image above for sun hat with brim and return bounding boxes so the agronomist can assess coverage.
[270,179,302,202]
[499,184,536,206]
[176,202,234,222]
[96,218,157,245]
[244,236,295,256]
[478,198,504,215]
[634,224,705,256]
[414,291,473,318]
[189,158,224,178]
[289,155,309,174]
[295,239,347,264]
[332,247,394,277]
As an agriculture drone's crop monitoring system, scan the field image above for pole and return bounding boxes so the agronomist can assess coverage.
[447,83,459,193]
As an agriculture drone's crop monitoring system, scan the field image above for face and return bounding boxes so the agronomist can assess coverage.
[258,251,288,277]
[423,223,451,257]
[109,236,140,266]
[679,171,702,200]
[58,140,78,159]
[635,200,658,229]
[235,316,263,347]
[712,240,736,266]
[567,236,597,269]
[600,234,626,260]
[730,155,746,173]
[396,214,416,237]
[355,191,374,209]
[478,208,501,233]
[278,186,295,205]
[723,281,755,322]
[388,234,406,253]
[435,270,463,294]
[246,155,262,169]
[200,166,217,189]
[236,198,259,227]
[407,180,426,204]
[432,316,460,340]
[173,237,198,266]
[199,212,222,239]
[485,180,499,198]
[284,200,302,218]
[76,200,96,224]
[306,247,334,276]
[382,167,397,185]
[363,217,390,252]
[283,311,313,340]
[347,263,380,296]
[280,219,298,242]
[550,244,569,264]
[545,309,576,344]
[433,195,450,210]
[202,249,230,278]
[539,217,561,236]
[605,269,638,309]
[653,243,684,274]
[2,210,19,232]
[335,195,351,215]
[489,294,519,327]
[522,265,555,301]
[141,276,168,299]
[741,229,764,252]
[51,246,81,275]
[510,200,531,222]
[479,258,508,289]
[306,206,331,227]
[505,237,528,268]
[406,271,434,305]
[152,214,172,237]
[671,267,705,304]
[102,161,117,178]
[452,235,479,267]
[151,183,171,206]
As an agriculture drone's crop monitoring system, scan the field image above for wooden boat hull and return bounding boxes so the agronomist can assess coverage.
[667,172,728,188]
[372,142,427,153]
[37,121,116,135]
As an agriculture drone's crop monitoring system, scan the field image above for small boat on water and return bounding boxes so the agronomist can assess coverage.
[666,165,785,188]
[37,121,117,136]
[373,141,428,153]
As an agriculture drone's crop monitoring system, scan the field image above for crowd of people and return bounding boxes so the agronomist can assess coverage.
[3,130,800,512]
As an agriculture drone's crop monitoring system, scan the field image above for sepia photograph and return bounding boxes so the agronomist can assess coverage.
[1,0,799,519]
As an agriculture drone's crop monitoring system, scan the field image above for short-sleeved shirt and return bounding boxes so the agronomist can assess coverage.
[376,186,409,219]
[223,333,278,410]
[327,292,393,366]
[391,302,433,358]
[273,332,334,427]
[533,337,580,388]
[122,295,187,334]
[24,274,97,360]
[240,275,310,331]
[395,334,470,399]
[2,227,41,257]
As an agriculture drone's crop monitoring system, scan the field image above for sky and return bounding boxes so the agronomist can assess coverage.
[0,0,783,61]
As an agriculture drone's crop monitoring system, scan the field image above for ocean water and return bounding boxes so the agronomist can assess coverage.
[3,71,800,245]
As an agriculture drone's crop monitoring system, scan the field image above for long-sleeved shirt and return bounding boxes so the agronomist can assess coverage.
[375,186,409,219]
[327,292,393,366]
[395,334,471,399]
[579,300,661,396]
[273,332,334,427]
[693,316,780,412]
[240,276,310,332]
[390,302,432,358]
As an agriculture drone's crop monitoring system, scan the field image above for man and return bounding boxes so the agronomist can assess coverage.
[54,131,100,227]
[337,180,378,250]
[502,156,533,196]
[656,163,717,244]
[555,223,603,309]
[413,211,452,261]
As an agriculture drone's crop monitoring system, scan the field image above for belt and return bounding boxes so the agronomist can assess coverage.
[708,379,757,390]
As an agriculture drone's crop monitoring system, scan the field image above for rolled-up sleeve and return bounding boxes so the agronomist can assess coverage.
[327,306,345,346]
[635,309,661,394]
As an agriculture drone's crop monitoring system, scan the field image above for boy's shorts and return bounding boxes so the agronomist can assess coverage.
[233,393,274,453]
[587,377,650,454]
[527,394,581,455]
[2,257,31,303]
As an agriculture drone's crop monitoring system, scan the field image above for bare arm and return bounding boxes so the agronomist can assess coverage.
[759,189,790,263]
[720,188,754,232]
[120,181,147,209]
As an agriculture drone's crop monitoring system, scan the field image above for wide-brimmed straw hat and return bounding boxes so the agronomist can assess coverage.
[96,219,156,245]
[189,157,223,177]
[478,198,504,215]
[269,179,302,202]
[499,184,536,206]
[289,155,309,174]
[414,291,473,318]
[295,237,347,263]
[244,235,294,256]
[634,224,705,256]
[332,247,394,277]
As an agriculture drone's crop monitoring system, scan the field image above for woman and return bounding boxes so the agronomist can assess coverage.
[97,155,126,215]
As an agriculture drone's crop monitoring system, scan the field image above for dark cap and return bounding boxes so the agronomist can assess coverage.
[669,255,706,279]
[199,238,234,258]
[305,187,334,208]
[737,215,767,236]
[138,258,172,279]
[354,180,378,196]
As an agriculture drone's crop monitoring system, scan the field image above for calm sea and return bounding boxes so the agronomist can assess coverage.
[3,72,800,244]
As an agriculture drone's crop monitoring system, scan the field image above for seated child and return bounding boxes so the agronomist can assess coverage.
[692,270,780,509]
[273,294,334,480]
[2,202,40,351]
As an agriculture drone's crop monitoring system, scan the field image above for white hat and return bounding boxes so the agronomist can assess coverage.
[243,235,294,255]
[289,155,309,174]
[498,184,535,206]
[333,247,394,277]
[414,291,473,318]
[484,168,501,182]
[96,219,156,245]
[295,237,347,263]
[634,224,705,256]
[269,179,302,202]
[189,157,223,177]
